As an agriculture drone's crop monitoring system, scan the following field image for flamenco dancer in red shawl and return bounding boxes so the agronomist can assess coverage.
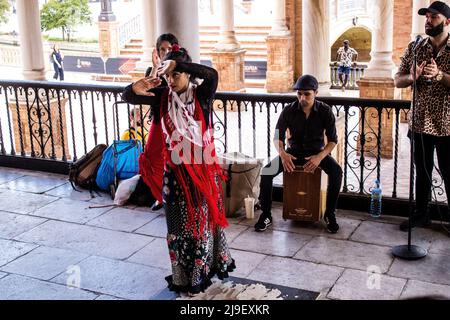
[122,45,235,295]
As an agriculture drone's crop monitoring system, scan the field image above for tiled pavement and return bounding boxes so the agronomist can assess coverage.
[0,167,449,300]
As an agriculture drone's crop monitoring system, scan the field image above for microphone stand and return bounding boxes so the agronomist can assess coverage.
[392,41,428,260]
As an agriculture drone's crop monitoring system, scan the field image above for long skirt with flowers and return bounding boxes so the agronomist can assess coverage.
[162,165,236,294]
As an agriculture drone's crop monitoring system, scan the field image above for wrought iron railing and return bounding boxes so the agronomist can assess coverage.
[118,14,141,48]
[329,63,367,90]
[0,80,447,208]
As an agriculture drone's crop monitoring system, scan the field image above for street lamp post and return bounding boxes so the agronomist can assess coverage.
[99,0,116,22]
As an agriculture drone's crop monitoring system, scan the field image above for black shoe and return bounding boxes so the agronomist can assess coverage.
[324,214,339,234]
[399,215,431,232]
[151,202,163,211]
[255,214,272,232]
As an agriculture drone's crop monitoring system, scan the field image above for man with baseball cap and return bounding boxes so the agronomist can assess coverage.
[255,75,343,233]
[395,1,450,233]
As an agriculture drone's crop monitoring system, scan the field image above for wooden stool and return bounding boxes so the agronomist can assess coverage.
[283,166,328,222]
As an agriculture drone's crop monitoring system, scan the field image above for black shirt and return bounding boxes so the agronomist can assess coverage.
[275,99,338,154]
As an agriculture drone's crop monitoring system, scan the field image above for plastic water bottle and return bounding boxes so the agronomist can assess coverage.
[370,180,382,218]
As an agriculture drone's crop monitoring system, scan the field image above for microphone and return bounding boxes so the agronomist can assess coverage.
[412,35,423,51]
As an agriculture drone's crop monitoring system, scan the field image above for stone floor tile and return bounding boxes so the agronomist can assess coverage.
[0,274,97,300]
[400,280,450,299]
[0,239,37,267]
[351,220,436,249]
[388,252,450,286]
[247,256,344,293]
[15,220,154,260]
[4,175,67,194]
[429,229,450,256]
[134,215,167,238]
[230,229,313,257]
[51,256,167,300]
[0,169,24,185]
[228,249,266,278]
[88,194,115,205]
[31,198,111,224]
[44,183,95,201]
[127,238,171,270]
[0,211,47,239]
[223,224,249,242]
[87,207,160,232]
[240,209,361,240]
[294,237,393,273]
[327,269,407,300]
[0,190,57,215]
[1,246,89,280]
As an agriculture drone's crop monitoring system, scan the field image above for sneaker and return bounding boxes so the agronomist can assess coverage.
[324,214,339,234]
[255,214,272,232]
[399,215,431,232]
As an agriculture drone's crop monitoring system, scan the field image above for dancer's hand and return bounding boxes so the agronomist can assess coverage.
[132,77,161,96]
[156,60,176,77]
[152,48,160,68]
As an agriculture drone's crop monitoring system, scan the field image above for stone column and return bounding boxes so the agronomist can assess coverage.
[357,0,396,159]
[412,0,429,40]
[211,0,246,91]
[363,0,396,79]
[302,0,330,83]
[129,0,157,81]
[157,0,200,63]
[16,0,45,80]
[266,0,294,92]
[98,0,119,57]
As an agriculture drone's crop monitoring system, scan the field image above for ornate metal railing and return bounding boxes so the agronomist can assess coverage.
[0,45,21,67]
[118,14,141,48]
[0,80,447,209]
[329,63,367,90]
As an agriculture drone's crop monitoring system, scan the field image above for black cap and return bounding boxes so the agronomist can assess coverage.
[293,74,319,91]
[418,1,450,19]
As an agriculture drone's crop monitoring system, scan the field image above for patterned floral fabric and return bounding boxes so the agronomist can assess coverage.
[337,46,358,67]
[162,166,235,294]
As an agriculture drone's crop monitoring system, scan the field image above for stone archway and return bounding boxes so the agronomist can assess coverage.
[331,27,371,63]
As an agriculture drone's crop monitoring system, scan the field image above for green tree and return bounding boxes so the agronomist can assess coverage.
[41,0,91,42]
[0,0,11,25]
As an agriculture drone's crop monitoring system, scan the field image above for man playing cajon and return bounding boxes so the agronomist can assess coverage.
[255,75,343,233]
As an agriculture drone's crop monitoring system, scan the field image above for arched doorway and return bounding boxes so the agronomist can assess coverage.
[331,27,372,63]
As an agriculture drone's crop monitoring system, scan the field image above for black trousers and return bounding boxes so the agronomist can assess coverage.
[412,132,450,218]
[259,149,343,218]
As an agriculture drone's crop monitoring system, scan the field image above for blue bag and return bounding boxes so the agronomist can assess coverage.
[95,139,143,191]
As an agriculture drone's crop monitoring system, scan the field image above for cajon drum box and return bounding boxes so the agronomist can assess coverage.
[283,166,328,222]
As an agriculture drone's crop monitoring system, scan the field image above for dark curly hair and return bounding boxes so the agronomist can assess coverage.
[163,45,192,64]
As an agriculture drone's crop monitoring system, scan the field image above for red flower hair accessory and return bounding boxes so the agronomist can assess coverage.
[171,44,180,52]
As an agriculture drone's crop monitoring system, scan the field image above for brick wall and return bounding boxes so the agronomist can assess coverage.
[393,0,413,66]
[286,0,302,78]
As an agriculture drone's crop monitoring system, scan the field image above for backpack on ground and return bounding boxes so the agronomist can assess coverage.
[69,144,107,191]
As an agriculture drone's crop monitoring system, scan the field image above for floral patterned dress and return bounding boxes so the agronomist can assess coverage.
[163,166,235,293]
